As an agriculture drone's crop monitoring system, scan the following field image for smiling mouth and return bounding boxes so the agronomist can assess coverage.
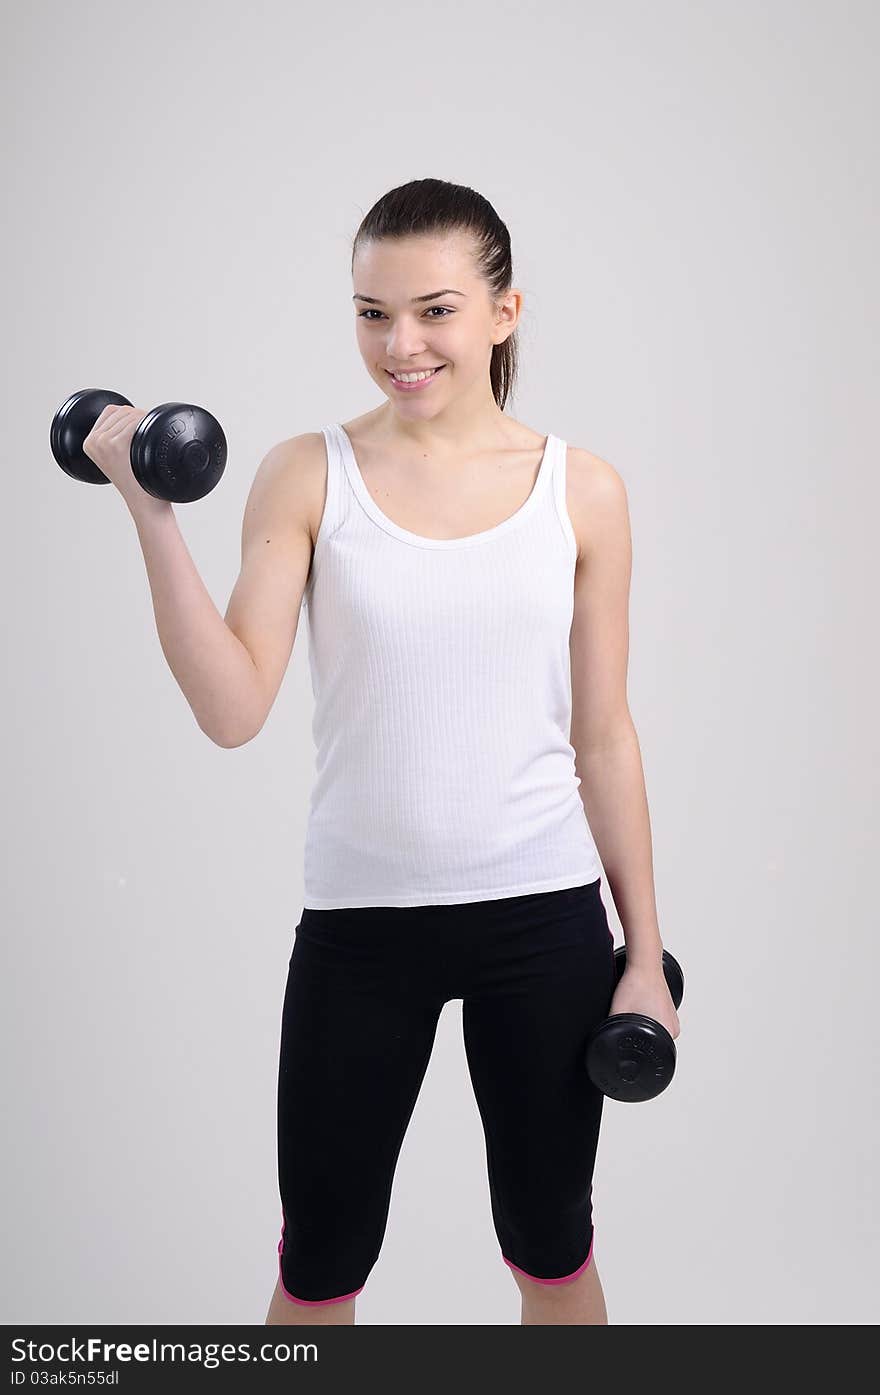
[385,366,446,379]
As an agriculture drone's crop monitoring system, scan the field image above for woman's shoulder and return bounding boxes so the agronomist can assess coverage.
[262,431,330,549]
[565,444,628,563]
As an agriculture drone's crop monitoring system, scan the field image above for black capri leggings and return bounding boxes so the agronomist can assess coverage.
[275,878,616,1306]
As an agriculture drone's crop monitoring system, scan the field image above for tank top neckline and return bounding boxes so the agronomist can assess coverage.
[332,422,558,551]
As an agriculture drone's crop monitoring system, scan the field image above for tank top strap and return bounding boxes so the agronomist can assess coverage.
[302,426,354,598]
[317,425,350,537]
[547,435,578,561]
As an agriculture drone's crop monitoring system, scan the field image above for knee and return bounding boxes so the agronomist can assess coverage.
[502,1227,596,1293]
[277,1215,370,1308]
[267,1277,358,1325]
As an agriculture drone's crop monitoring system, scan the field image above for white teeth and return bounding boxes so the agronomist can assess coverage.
[392,368,438,382]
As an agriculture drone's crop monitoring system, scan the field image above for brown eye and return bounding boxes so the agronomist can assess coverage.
[357,307,455,320]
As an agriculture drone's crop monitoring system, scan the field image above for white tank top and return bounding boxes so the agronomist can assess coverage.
[300,422,602,909]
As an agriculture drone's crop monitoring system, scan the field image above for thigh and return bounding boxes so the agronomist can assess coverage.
[461,880,617,1280]
[277,909,445,1302]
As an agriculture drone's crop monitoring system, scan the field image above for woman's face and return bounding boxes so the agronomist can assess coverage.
[352,233,517,418]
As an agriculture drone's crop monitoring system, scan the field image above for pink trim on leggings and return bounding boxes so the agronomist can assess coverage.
[277,1220,364,1307]
[502,1229,595,1286]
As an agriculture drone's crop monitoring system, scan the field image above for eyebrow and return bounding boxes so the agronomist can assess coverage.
[352,288,467,305]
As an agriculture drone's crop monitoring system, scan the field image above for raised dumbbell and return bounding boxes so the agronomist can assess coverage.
[585,947,685,1103]
[50,388,227,502]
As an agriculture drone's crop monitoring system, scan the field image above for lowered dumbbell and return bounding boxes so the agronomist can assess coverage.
[50,388,227,502]
[585,947,685,1103]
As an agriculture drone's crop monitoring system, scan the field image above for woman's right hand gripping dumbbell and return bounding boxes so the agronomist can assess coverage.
[82,404,157,513]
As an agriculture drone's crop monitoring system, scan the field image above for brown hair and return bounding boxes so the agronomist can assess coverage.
[350,178,521,412]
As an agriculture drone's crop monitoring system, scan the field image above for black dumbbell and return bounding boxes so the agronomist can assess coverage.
[585,947,685,1103]
[50,388,227,502]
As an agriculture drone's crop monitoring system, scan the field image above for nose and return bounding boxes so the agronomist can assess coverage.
[385,327,430,360]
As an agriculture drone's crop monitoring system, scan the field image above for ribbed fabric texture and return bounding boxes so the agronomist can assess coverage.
[300,423,602,909]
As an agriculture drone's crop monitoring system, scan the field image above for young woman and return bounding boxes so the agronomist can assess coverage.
[87,178,679,1326]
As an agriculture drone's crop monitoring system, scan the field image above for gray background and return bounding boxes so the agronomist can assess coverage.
[2,0,877,1325]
